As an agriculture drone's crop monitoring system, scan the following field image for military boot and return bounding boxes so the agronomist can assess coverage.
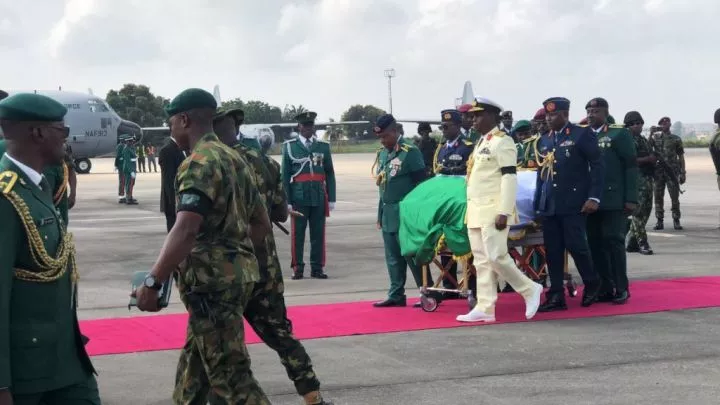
[638,240,654,255]
[626,237,640,253]
[654,218,664,230]
[673,218,683,230]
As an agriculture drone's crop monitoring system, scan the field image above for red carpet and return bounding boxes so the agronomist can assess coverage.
[81,276,720,357]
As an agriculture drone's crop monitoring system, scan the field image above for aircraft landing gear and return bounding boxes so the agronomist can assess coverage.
[75,158,92,174]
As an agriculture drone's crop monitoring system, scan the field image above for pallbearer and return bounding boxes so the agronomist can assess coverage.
[456,97,542,323]
[281,112,336,280]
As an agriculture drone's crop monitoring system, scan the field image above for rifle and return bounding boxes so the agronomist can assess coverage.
[652,151,685,194]
[272,210,304,236]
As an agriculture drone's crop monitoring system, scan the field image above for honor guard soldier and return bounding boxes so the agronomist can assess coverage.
[456,97,543,323]
[372,114,439,308]
[281,111,336,280]
[132,88,274,404]
[413,122,438,176]
[625,111,657,255]
[711,108,720,227]
[433,109,476,298]
[214,109,334,405]
[0,93,101,404]
[649,116,686,230]
[121,136,139,204]
[115,137,127,202]
[585,98,639,305]
[512,120,539,168]
[534,97,605,312]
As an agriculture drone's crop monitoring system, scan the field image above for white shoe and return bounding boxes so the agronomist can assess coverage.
[456,308,496,323]
[524,283,543,320]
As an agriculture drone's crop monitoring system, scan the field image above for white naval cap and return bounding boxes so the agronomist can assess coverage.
[467,97,503,114]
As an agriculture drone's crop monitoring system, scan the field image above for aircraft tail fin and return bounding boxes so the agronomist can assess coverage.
[461,81,474,105]
[88,88,94,95]
[213,85,221,105]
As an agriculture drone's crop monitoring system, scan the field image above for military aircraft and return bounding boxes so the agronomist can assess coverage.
[0,88,142,174]
[141,85,370,143]
[395,80,476,127]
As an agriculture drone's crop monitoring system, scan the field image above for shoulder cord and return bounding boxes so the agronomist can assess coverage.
[53,163,69,205]
[285,142,312,183]
[3,191,77,286]
[533,136,555,181]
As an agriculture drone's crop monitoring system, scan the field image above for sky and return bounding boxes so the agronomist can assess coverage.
[1,0,719,125]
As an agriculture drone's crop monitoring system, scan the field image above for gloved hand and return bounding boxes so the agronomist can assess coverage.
[329,202,335,211]
[288,204,293,212]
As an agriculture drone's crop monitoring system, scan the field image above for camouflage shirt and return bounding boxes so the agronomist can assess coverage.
[175,133,262,291]
[232,143,285,283]
[649,131,684,171]
[632,132,655,177]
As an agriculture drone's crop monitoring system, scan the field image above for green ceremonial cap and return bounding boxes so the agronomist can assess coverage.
[0,93,67,122]
[295,111,317,124]
[214,108,244,122]
[164,88,217,117]
[512,119,532,132]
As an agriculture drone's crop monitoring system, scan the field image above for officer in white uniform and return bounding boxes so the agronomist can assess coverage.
[456,97,543,323]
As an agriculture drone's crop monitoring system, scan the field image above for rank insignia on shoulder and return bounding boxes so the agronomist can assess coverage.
[400,144,410,152]
[609,124,624,129]
[463,139,474,146]
[0,171,19,194]
[283,138,298,144]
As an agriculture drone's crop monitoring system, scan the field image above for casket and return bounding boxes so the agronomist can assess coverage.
[398,172,538,265]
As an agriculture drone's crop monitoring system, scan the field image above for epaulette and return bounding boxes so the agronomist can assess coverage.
[462,139,474,146]
[283,138,297,144]
[609,124,625,129]
[494,130,506,137]
[400,144,412,152]
[0,170,19,195]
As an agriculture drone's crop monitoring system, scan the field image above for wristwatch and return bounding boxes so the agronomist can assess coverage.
[144,275,162,290]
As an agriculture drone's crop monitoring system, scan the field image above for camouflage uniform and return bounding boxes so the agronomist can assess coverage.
[627,131,654,247]
[649,130,685,227]
[232,143,322,397]
[172,133,271,405]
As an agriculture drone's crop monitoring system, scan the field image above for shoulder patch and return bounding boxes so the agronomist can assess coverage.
[0,171,19,194]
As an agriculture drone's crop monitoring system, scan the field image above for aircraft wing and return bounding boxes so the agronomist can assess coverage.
[395,119,442,125]
[264,120,370,127]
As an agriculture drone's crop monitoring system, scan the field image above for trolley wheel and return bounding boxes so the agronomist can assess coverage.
[420,295,439,312]
[567,280,578,297]
[467,296,477,311]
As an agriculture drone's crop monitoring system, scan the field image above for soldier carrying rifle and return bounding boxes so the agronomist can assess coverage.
[649,117,686,230]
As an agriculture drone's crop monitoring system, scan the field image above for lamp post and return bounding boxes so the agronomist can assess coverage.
[384,68,396,114]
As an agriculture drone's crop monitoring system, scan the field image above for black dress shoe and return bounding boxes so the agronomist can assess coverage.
[581,282,602,307]
[613,290,630,305]
[291,272,304,280]
[596,291,616,303]
[373,299,406,308]
[538,293,567,312]
[311,270,328,279]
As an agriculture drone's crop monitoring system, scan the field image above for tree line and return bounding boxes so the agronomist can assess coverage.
[105,83,387,140]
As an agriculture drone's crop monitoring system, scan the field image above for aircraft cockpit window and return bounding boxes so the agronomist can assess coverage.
[88,99,109,113]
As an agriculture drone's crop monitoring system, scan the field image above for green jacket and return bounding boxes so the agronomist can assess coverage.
[281,137,336,208]
[114,144,125,169]
[594,124,639,210]
[375,138,426,233]
[121,144,137,174]
[0,157,95,395]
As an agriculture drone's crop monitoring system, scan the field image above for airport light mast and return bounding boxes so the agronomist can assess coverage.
[384,68,395,114]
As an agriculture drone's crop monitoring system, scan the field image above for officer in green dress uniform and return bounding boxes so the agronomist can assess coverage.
[114,138,126,202]
[0,93,100,405]
[281,112,336,280]
[121,137,138,205]
[372,114,440,308]
[512,120,539,168]
[585,98,638,305]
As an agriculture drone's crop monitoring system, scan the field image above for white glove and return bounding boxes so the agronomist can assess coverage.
[130,172,137,179]
[329,202,335,211]
[288,204,293,211]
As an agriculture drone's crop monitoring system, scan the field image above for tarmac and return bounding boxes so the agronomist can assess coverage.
[70,149,719,404]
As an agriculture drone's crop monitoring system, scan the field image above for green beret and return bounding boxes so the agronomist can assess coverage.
[164,88,217,117]
[0,93,67,122]
[512,119,532,132]
[214,108,244,122]
[295,111,317,124]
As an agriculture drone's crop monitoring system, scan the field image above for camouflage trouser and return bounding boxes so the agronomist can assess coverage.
[173,283,271,405]
[629,176,654,244]
[245,259,320,397]
[653,172,681,220]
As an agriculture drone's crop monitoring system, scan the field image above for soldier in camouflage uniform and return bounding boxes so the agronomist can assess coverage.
[624,111,656,255]
[132,88,273,405]
[649,116,686,230]
[214,109,333,405]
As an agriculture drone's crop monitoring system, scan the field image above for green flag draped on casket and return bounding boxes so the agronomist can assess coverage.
[399,176,471,264]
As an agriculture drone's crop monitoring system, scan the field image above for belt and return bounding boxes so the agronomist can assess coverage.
[293,173,326,182]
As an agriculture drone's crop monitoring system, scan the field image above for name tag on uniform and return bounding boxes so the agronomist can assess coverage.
[37,217,55,226]
[559,140,575,147]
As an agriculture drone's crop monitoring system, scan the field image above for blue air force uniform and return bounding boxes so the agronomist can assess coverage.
[533,97,605,311]
[433,109,477,298]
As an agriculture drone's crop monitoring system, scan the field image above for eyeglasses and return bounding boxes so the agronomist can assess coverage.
[44,125,70,138]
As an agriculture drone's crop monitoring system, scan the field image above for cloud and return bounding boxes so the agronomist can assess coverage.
[1,0,720,124]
